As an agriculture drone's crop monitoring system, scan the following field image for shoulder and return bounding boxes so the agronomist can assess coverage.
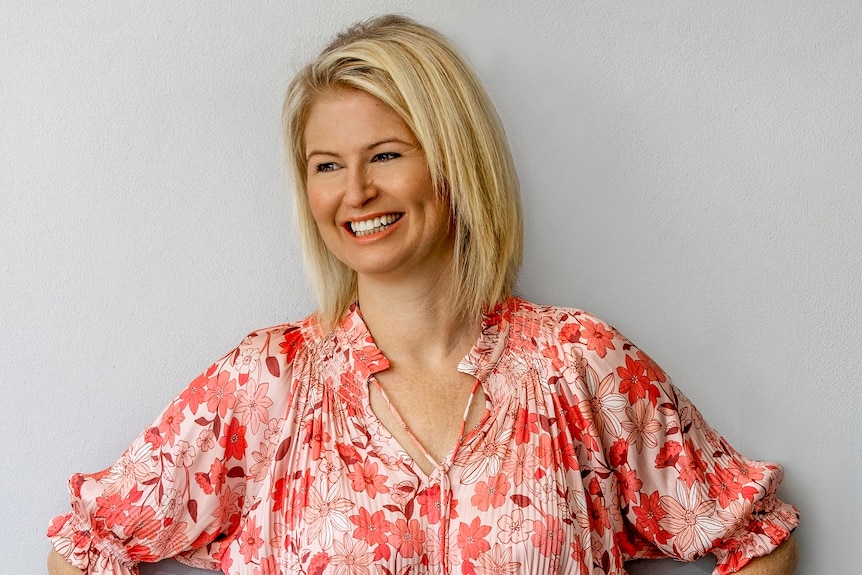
[508,297,628,353]
[224,312,327,374]
[240,312,323,348]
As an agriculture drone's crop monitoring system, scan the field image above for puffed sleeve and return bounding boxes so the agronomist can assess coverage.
[559,312,799,575]
[47,325,299,574]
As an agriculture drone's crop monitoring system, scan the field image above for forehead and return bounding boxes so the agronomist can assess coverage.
[304,89,414,149]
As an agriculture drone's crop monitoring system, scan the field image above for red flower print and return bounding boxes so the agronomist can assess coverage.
[94,493,132,528]
[239,516,264,562]
[513,407,538,445]
[350,507,390,546]
[210,457,227,494]
[211,484,243,530]
[706,463,744,509]
[125,544,160,563]
[457,517,491,561]
[569,536,587,573]
[531,513,564,557]
[615,466,643,506]
[762,522,790,546]
[617,354,659,405]
[219,418,248,460]
[123,505,160,540]
[587,493,611,536]
[636,350,667,383]
[388,518,425,558]
[347,460,390,498]
[727,458,765,484]
[677,440,708,489]
[195,472,213,495]
[307,552,331,575]
[418,484,443,524]
[282,469,313,530]
[254,556,282,575]
[577,317,616,358]
[655,440,682,469]
[278,326,304,362]
[304,416,332,461]
[559,321,581,344]
[204,371,237,418]
[537,432,578,470]
[471,473,509,511]
[180,373,207,413]
[632,490,672,545]
[46,514,69,538]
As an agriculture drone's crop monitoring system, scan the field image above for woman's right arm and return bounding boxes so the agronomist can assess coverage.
[47,549,84,575]
[46,323,302,574]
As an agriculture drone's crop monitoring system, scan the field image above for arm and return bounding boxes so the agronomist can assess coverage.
[551,309,800,572]
[47,549,84,575]
[735,535,798,575]
[46,325,299,574]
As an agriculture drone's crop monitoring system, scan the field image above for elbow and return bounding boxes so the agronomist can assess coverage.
[47,549,85,575]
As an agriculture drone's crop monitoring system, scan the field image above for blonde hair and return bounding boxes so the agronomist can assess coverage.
[283,15,522,329]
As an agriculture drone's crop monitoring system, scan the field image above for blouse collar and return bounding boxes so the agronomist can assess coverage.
[336,297,519,381]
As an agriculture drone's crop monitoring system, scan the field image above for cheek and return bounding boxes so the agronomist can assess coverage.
[305,187,332,227]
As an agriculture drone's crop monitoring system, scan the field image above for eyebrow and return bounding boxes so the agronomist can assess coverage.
[305,138,416,161]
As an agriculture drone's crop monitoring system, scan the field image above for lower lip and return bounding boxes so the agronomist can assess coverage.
[347,217,402,244]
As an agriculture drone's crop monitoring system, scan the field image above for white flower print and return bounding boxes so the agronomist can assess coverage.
[304,483,355,549]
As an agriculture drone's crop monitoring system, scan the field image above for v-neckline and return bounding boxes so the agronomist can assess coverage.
[335,298,515,481]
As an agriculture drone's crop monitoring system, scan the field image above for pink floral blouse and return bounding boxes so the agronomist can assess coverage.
[48,297,798,575]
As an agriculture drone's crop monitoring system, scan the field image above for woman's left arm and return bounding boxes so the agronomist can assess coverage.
[735,535,798,575]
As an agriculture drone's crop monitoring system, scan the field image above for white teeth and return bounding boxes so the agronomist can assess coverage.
[349,214,401,236]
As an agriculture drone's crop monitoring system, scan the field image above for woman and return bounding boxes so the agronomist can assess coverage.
[48,15,799,575]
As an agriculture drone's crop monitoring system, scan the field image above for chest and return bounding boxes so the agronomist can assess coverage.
[223,363,625,575]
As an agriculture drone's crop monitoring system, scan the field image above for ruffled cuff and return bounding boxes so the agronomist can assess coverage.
[47,512,142,575]
[710,496,800,575]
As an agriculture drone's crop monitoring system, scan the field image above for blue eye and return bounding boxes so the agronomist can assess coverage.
[372,152,401,162]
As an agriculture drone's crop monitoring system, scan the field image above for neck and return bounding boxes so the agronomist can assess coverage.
[356,267,481,367]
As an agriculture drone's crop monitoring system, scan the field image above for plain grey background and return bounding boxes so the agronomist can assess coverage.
[2,2,860,574]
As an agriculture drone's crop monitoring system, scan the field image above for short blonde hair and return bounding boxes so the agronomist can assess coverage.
[283,15,522,329]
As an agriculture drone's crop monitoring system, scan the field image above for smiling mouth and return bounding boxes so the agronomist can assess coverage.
[347,213,403,237]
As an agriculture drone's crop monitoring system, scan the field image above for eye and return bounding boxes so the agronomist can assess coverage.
[314,162,338,173]
[372,152,401,163]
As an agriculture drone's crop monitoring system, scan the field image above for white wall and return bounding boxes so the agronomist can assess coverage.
[2,2,859,574]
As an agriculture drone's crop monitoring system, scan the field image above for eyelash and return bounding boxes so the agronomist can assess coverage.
[372,152,400,162]
[315,162,337,173]
[314,152,401,173]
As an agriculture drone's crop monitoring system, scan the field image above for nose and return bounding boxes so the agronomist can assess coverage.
[344,165,377,208]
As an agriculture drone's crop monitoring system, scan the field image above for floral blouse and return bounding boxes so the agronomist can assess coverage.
[48,297,798,575]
